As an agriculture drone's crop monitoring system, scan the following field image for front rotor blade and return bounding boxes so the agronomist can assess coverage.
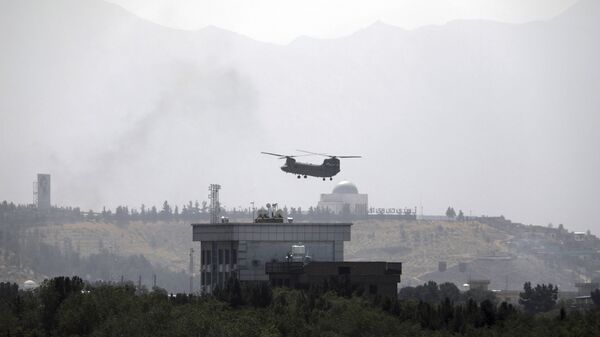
[296,149,333,157]
[261,151,287,157]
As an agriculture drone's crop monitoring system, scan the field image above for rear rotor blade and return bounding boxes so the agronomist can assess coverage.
[296,150,362,159]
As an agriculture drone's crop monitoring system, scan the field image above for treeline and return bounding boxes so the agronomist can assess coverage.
[2,230,189,293]
[2,277,600,337]
[399,281,496,304]
[1,200,384,227]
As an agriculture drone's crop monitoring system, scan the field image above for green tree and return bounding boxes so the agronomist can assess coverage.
[591,289,600,310]
[446,207,456,218]
[439,282,461,302]
[519,282,558,314]
[161,200,172,217]
[39,276,85,333]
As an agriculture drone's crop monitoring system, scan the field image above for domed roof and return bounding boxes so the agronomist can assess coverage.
[332,181,359,194]
[23,280,38,290]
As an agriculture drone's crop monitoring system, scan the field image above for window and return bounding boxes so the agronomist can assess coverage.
[225,249,230,264]
[218,249,223,264]
[338,266,351,275]
[232,249,237,264]
[201,250,205,265]
[206,251,211,265]
[369,284,378,295]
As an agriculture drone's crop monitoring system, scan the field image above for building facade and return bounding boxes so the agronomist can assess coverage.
[265,261,402,298]
[317,181,368,215]
[192,221,351,293]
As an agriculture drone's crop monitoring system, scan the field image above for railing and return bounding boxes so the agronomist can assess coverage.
[265,262,304,274]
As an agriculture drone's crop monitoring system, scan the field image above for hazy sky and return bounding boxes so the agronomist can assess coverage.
[1,0,598,234]
[106,0,577,43]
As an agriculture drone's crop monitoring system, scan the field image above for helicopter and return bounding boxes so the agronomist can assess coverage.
[261,150,361,180]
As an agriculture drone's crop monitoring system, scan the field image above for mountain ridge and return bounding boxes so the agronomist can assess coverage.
[0,0,598,232]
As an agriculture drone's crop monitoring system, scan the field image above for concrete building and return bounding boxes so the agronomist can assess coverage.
[468,279,491,291]
[36,174,51,210]
[575,282,599,296]
[266,261,402,299]
[317,181,368,215]
[192,219,351,293]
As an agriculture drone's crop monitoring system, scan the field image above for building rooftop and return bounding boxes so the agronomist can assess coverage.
[192,221,352,242]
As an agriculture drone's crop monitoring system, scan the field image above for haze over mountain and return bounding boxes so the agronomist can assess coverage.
[1,0,598,232]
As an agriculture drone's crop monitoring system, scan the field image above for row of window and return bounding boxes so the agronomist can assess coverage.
[200,271,236,286]
[201,249,238,265]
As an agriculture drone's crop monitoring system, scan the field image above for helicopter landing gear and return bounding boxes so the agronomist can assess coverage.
[297,175,301,179]
[304,175,308,179]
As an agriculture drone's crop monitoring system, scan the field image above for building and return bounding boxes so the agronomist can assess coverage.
[495,290,521,306]
[192,216,351,293]
[36,174,51,210]
[317,181,368,215]
[265,261,402,298]
[575,282,599,296]
[468,279,491,291]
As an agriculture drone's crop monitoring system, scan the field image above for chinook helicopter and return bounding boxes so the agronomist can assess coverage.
[261,150,361,180]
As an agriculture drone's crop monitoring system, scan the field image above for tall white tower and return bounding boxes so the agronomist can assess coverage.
[36,174,51,210]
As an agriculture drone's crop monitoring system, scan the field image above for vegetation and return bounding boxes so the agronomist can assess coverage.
[2,277,600,337]
[445,207,456,219]
[518,282,558,314]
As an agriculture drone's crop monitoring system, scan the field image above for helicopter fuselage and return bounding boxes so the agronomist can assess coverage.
[281,157,340,178]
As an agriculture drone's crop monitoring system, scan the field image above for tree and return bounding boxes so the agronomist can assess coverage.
[161,201,172,217]
[591,289,600,310]
[39,277,85,332]
[439,282,460,302]
[445,207,456,219]
[457,210,465,221]
[519,282,558,314]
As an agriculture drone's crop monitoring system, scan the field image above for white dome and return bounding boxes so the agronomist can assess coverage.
[23,280,38,290]
[332,181,359,194]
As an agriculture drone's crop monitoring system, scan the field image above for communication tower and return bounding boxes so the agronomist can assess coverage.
[208,184,221,224]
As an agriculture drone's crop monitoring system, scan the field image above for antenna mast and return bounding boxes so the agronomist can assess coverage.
[208,184,221,224]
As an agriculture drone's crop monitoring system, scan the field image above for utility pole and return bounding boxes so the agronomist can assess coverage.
[189,248,194,293]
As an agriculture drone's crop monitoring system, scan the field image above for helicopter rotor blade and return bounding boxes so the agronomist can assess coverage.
[296,149,333,157]
[262,152,314,159]
[296,150,362,159]
[261,151,287,158]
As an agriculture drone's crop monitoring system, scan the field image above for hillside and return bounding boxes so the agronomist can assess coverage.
[2,217,591,291]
